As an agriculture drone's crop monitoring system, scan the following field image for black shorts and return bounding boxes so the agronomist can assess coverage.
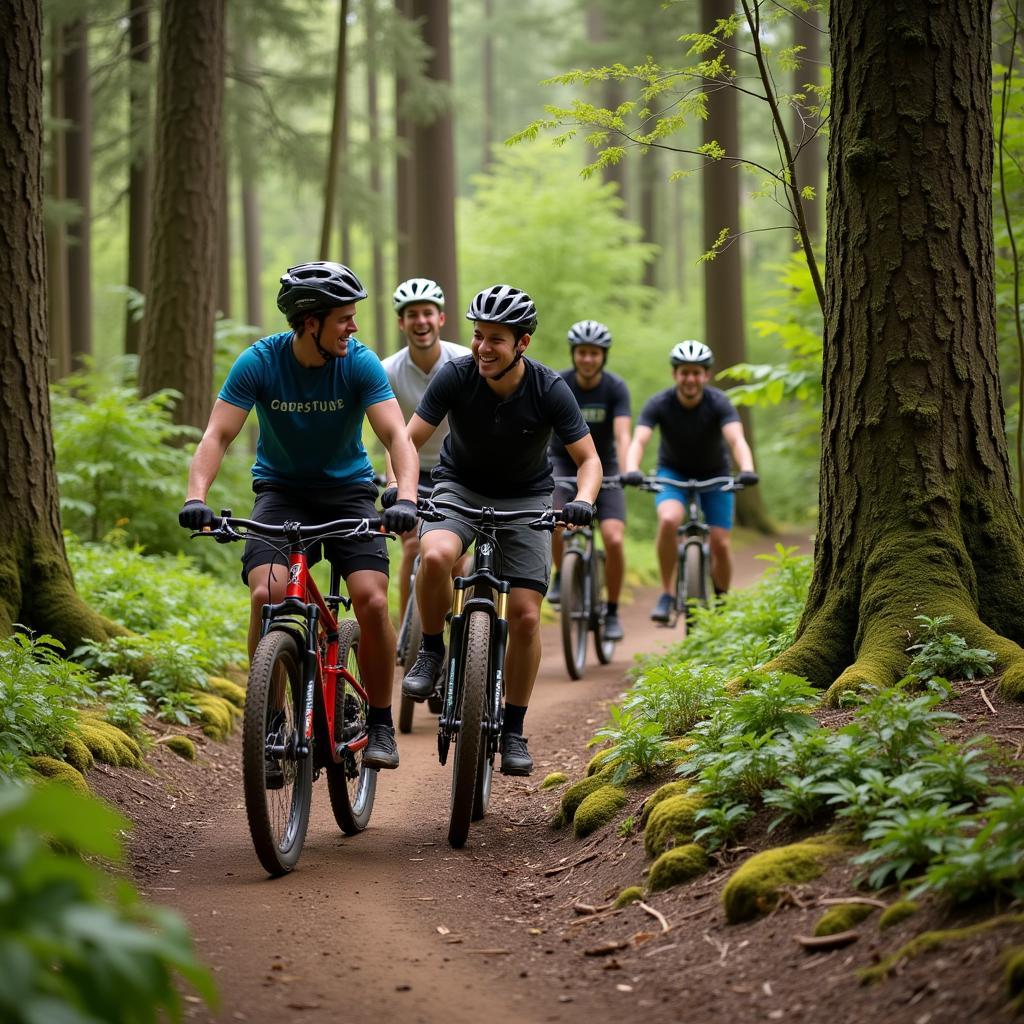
[240,481,389,585]
[552,476,626,523]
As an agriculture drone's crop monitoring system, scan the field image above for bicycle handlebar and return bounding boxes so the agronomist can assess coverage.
[417,498,562,532]
[628,474,740,494]
[191,513,392,543]
[552,475,623,489]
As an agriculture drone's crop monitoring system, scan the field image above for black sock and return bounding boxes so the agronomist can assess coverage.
[367,704,393,728]
[502,703,527,736]
[713,585,727,598]
[422,631,444,656]
[606,602,618,616]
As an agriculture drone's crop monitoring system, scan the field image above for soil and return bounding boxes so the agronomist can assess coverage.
[87,530,1024,1024]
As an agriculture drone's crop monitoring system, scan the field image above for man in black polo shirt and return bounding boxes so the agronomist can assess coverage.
[402,285,603,775]
[622,340,757,622]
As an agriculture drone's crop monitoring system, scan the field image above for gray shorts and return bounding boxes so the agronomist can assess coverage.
[420,481,553,594]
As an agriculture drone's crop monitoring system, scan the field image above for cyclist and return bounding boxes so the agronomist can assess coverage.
[178,261,420,769]
[622,340,758,622]
[379,279,472,619]
[547,319,631,642]
[402,285,603,776]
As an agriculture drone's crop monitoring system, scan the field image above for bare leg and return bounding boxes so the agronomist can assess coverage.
[415,530,462,634]
[600,518,625,603]
[397,531,419,619]
[655,501,684,594]
[346,569,396,708]
[709,527,733,593]
[247,562,289,660]
[503,588,543,707]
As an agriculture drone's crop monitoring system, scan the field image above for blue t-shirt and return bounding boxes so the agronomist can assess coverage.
[218,332,394,487]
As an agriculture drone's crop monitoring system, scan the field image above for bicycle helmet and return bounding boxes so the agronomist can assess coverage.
[277,261,367,322]
[567,320,612,349]
[669,339,713,367]
[465,284,538,336]
[393,277,445,313]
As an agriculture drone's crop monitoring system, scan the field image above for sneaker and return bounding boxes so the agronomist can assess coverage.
[363,724,399,769]
[499,732,534,776]
[547,575,561,605]
[650,592,674,623]
[603,611,624,642]
[402,646,445,701]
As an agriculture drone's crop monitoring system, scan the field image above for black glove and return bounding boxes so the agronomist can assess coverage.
[561,500,595,528]
[380,485,399,509]
[619,470,645,488]
[382,498,418,534]
[179,499,215,531]
[736,471,759,487]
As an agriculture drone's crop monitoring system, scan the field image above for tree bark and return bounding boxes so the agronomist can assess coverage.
[320,0,350,260]
[768,0,1024,701]
[395,0,416,280]
[366,0,387,351]
[585,4,625,197]
[62,16,92,368]
[138,0,226,429]
[0,0,122,646]
[411,0,460,337]
[124,0,151,357]
[481,0,495,172]
[791,6,823,247]
[216,145,231,318]
[46,17,71,379]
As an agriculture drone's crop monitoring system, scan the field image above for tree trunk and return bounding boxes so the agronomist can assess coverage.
[768,0,1024,701]
[585,4,625,196]
[240,158,263,331]
[320,0,350,260]
[216,145,231,318]
[366,0,387,351]
[46,17,71,379]
[124,0,151,357]
[791,6,823,247]
[411,0,460,337]
[62,16,91,368]
[639,143,657,289]
[395,0,416,280]
[481,0,495,172]
[700,0,771,532]
[138,0,225,429]
[0,0,122,646]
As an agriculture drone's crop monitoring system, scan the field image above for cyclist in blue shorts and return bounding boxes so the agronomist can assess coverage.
[622,340,758,622]
[178,262,420,769]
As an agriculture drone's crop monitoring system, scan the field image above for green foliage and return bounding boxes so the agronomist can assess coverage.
[692,801,753,852]
[96,676,149,736]
[0,781,216,1022]
[903,614,996,685]
[623,662,725,737]
[616,815,635,838]
[591,704,669,783]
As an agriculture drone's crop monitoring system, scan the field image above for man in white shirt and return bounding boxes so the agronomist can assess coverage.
[379,279,472,617]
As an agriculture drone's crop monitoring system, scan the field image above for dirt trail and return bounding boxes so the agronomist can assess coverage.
[142,532,811,1024]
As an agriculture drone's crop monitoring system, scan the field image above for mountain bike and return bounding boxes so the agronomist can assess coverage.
[193,512,391,876]
[417,498,560,849]
[552,475,621,680]
[635,475,746,629]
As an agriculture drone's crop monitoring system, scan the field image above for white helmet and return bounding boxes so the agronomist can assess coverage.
[568,320,612,349]
[670,339,713,367]
[393,277,445,313]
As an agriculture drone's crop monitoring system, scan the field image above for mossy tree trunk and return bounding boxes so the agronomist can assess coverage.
[0,0,123,649]
[768,0,1024,701]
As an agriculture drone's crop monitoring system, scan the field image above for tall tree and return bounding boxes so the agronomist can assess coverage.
[584,4,625,197]
[791,6,824,247]
[481,0,495,171]
[395,0,417,280]
[320,0,350,260]
[365,0,387,349]
[216,147,231,318]
[124,0,151,357]
[62,15,92,367]
[235,24,263,332]
[0,0,121,645]
[138,0,226,429]
[769,0,1024,699]
[411,0,459,336]
[46,16,71,378]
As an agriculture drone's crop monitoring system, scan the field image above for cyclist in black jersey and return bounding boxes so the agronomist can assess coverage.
[403,285,603,776]
[548,320,631,641]
[622,340,758,622]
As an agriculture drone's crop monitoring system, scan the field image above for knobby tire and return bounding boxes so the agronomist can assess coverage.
[397,598,423,734]
[560,551,587,680]
[682,543,707,628]
[592,549,614,665]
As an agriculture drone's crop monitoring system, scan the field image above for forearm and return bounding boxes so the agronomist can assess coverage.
[625,438,646,474]
[573,454,603,505]
[388,435,420,502]
[730,436,754,474]
[186,436,228,501]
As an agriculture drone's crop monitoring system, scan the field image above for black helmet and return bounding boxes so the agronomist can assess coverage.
[670,339,713,367]
[465,284,538,335]
[277,262,367,321]
[568,320,611,349]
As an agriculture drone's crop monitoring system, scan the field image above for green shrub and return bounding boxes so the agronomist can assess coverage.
[904,614,996,685]
[624,663,725,737]
[591,704,669,783]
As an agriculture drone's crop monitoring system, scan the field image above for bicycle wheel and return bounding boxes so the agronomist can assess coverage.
[559,551,588,680]
[243,629,312,876]
[682,542,707,627]
[326,620,377,835]
[591,549,615,665]
[448,610,489,848]
[397,598,422,734]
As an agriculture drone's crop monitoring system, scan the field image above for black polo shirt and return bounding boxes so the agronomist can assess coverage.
[416,355,590,497]
[549,368,631,473]
[637,385,740,478]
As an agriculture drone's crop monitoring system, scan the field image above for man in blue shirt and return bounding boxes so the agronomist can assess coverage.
[179,262,419,768]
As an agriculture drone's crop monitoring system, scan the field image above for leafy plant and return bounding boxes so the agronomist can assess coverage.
[616,815,635,838]
[726,671,819,737]
[156,692,202,727]
[693,801,753,852]
[624,662,724,737]
[591,705,669,783]
[764,773,829,832]
[97,676,149,736]
[903,614,996,684]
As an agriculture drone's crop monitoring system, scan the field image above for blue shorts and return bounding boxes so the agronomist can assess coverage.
[653,469,735,530]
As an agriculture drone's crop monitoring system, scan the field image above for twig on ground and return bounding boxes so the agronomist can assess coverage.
[543,852,598,876]
[637,901,671,933]
[816,896,888,909]
[980,688,997,715]
[794,930,860,951]
[584,940,629,957]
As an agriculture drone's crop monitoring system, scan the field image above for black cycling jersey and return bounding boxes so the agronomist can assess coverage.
[637,385,740,479]
[416,355,590,497]
[549,369,630,474]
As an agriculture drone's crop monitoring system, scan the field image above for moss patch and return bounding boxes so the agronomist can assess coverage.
[586,748,619,776]
[62,735,94,773]
[722,838,842,924]
[860,913,1024,984]
[163,735,196,761]
[614,886,644,909]
[648,843,708,892]
[640,780,691,827]
[78,716,143,769]
[573,785,626,838]
[561,768,614,820]
[644,793,706,859]
[206,675,246,709]
[814,902,876,936]
[28,756,90,795]
[191,692,240,741]
[664,737,694,764]
[878,899,919,930]
[541,772,568,789]
[1004,945,1024,999]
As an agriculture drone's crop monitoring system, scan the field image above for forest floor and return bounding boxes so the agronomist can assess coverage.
[88,530,1024,1024]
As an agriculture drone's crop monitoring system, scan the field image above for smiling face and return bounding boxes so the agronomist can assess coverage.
[302,304,359,360]
[471,321,528,380]
[572,343,606,382]
[397,301,445,352]
[672,362,711,404]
